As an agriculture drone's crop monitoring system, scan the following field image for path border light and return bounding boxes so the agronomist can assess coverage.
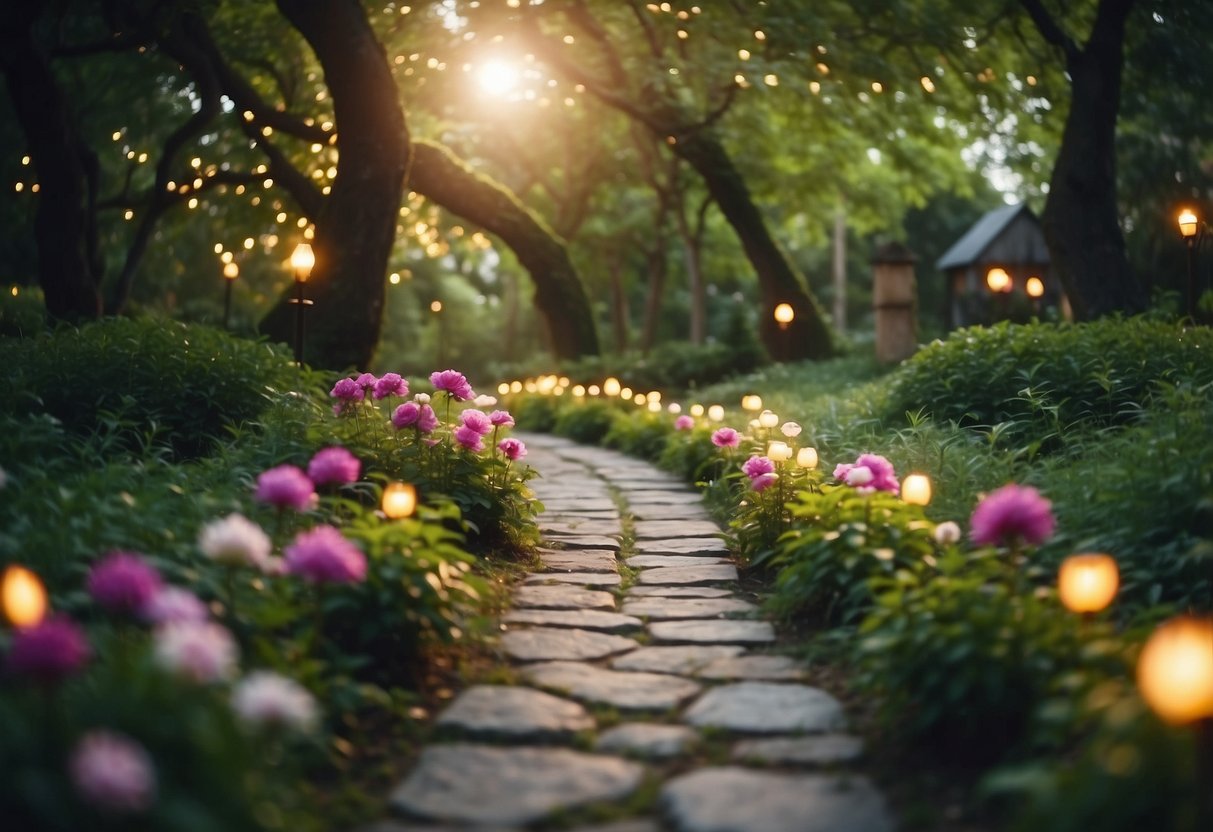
[289,243,315,365]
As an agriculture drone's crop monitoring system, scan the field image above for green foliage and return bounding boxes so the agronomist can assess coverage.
[509,393,560,433]
[656,426,726,484]
[602,411,674,460]
[0,285,45,337]
[765,487,936,625]
[552,399,620,444]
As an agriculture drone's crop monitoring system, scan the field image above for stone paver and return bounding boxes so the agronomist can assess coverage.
[732,734,865,766]
[391,744,643,827]
[542,498,618,512]
[522,661,702,710]
[504,608,643,633]
[612,645,745,675]
[435,685,595,741]
[625,555,729,568]
[623,597,757,620]
[626,585,735,599]
[633,538,731,556]
[514,585,617,610]
[649,620,775,645]
[567,821,663,832]
[636,564,739,585]
[633,519,722,539]
[619,490,706,505]
[595,723,699,758]
[696,654,807,681]
[545,535,622,551]
[683,682,846,734]
[542,519,624,536]
[540,550,618,572]
[501,628,636,662]
[661,768,893,832]
[525,571,623,587]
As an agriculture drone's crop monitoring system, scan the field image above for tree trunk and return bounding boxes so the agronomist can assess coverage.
[1035,0,1144,319]
[0,5,101,322]
[674,196,708,345]
[640,246,667,355]
[671,129,834,361]
[259,0,409,370]
[408,140,600,360]
[609,259,630,353]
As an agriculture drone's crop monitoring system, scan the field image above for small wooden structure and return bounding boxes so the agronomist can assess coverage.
[936,204,1063,327]
[872,242,918,364]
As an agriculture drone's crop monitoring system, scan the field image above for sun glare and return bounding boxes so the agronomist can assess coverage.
[477,61,519,96]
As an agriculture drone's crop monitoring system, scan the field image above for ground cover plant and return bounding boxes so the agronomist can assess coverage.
[0,320,539,831]
[506,316,1213,830]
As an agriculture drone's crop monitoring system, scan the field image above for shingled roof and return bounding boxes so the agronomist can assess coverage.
[936,204,1040,270]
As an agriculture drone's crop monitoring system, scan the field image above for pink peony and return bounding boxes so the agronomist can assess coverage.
[675,415,695,431]
[330,378,363,415]
[69,730,156,813]
[254,465,316,511]
[141,587,209,625]
[284,525,367,584]
[970,484,1055,547]
[430,369,474,401]
[454,425,486,452]
[231,671,318,732]
[372,372,408,400]
[6,616,90,682]
[354,373,378,395]
[416,404,439,433]
[307,447,361,486]
[460,409,493,436]
[498,438,527,461]
[711,427,741,448]
[835,454,898,494]
[198,513,271,568]
[742,455,775,480]
[489,410,515,427]
[88,552,162,614]
[392,401,421,429]
[751,472,779,492]
[153,621,238,683]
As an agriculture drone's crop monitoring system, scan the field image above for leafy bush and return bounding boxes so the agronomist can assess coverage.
[883,319,1213,451]
[509,392,560,432]
[0,318,305,459]
[602,411,673,460]
[552,399,620,444]
[0,285,45,337]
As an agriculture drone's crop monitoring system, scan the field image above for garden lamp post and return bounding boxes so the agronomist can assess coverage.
[773,303,794,361]
[381,481,418,519]
[222,262,239,329]
[986,267,1011,321]
[901,474,932,506]
[1178,209,1206,318]
[430,300,444,366]
[1,565,48,628]
[289,243,315,366]
[1025,276,1044,317]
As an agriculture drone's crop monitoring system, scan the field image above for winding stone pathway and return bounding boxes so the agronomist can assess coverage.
[380,434,893,832]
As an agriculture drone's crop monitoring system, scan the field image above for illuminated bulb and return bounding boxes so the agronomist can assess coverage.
[381,482,417,519]
[986,267,1011,293]
[648,400,661,412]
[690,404,705,417]
[1057,554,1119,614]
[223,263,239,280]
[773,302,794,327]
[796,447,819,469]
[430,300,442,312]
[1137,616,1213,724]
[634,393,646,406]
[1026,276,1044,298]
[620,387,633,400]
[708,405,725,422]
[901,474,932,506]
[573,385,586,397]
[648,391,661,403]
[510,381,522,393]
[603,377,621,397]
[291,243,315,282]
[498,382,510,395]
[667,403,681,414]
[742,395,763,412]
[767,441,792,462]
[2,565,48,628]
[587,385,600,396]
[758,410,779,429]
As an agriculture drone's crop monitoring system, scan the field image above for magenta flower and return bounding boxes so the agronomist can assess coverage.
[88,551,163,615]
[498,437,527,461]
[254,465,316,511]
[430,369,475,401]
[751,472,779,492]
[460,409,493,436]
[141,587,209,625]
[392,402,421,429]
[742,455,775,480]
[307,447,361,486]
[330,377,364,416]
[284,525,367,584]
[6,616,90,682]
[674,415,695,431]
[69,731,156,813]
[711,427,741,448]
[372,372,408,400]
[834,454,898,494]
[454,425,486,452]
[970,484,1055,547]
[417,404,439,433]
[355,373,378,396]
[489,410,515,428]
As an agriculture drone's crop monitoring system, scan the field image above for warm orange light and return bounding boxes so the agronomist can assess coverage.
[223,262,239,280]
[1057,553,1119,614]
[603,377,622,397]
[1137,616,1213,724]
[430,300,443,313]
[1025,276,1044,298]
[773,302,795,328]
[290,243,315,282]
[708,405,725,422]
[741,394,763,412]
[901,474,932,506]
[2,565,48,628]
[382,482,418,520]
[796,447,818,469]
[1179,209,1199,239]
[986,267,1011,293]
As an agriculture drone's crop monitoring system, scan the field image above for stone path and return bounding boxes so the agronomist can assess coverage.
[376,434,894,832]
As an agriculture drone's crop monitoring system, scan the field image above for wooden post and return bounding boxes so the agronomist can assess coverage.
[872,242,919,364]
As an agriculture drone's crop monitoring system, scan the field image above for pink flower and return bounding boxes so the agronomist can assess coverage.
[284,525,367,584]
[416,404,439,433]
[254,465,316,511]
[69,731,156,813]
[970,484,1055,547]
[153,621,238,683]
[355,373,378,395]
[307,447,361,486]
[711,427,741,448]
[198,513,271,567]
[498,438,527,461]
[392,402,421,429]
[88,552,163,614]
[232,671,318,732]
[330,378,363,415]
[742,455,775,480]
[372,372,408,400]
[460,409,493,436]
[674,415,695,431]
[430,369,474,401]
[454,425,486,452]
[141,587,209,625]
[834,454,898,494]
[751,472,779,492]
[489,410,515,427]
[6,616,90,682]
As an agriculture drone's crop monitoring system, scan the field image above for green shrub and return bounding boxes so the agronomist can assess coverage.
[553,399,620,444]
[509,393,560,432]
[0,285,45,337]
[657,426,726,484]
[602,411,673,460]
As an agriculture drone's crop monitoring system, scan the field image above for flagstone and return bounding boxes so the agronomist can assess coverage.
[514,585,617,610]
[522,661,702,711]
[504,608,642,633]
[541,519,624,536]
[648,620,775,645]
[621,490,706,505]
[633,519,721,539]
[525,571,623,588]
[625,555,729,568]
[731,734,865,766]
[683,683,845,734]
[633,538,730,557]
[540,549,618,573]
[435,685,595,741]
[626,586,736,599]
[595,723,699,758]
[622,597,757,620]
[695,654,807,681]
[636,564,738,585]
[544,534,622,551]
[502,628,637,662]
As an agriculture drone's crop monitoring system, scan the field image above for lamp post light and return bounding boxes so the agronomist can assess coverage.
[430,300,444,366]
[773,302,794,360]
[1057,553,1119,615]
[986,267,1012,321]
[1,565,48,628]
[289,243,315,366]
[1025,276,1044,317]
[222,262,239,329]
[1178,208,1206,319]
[901,474,932,506]
[381,481,418,519]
